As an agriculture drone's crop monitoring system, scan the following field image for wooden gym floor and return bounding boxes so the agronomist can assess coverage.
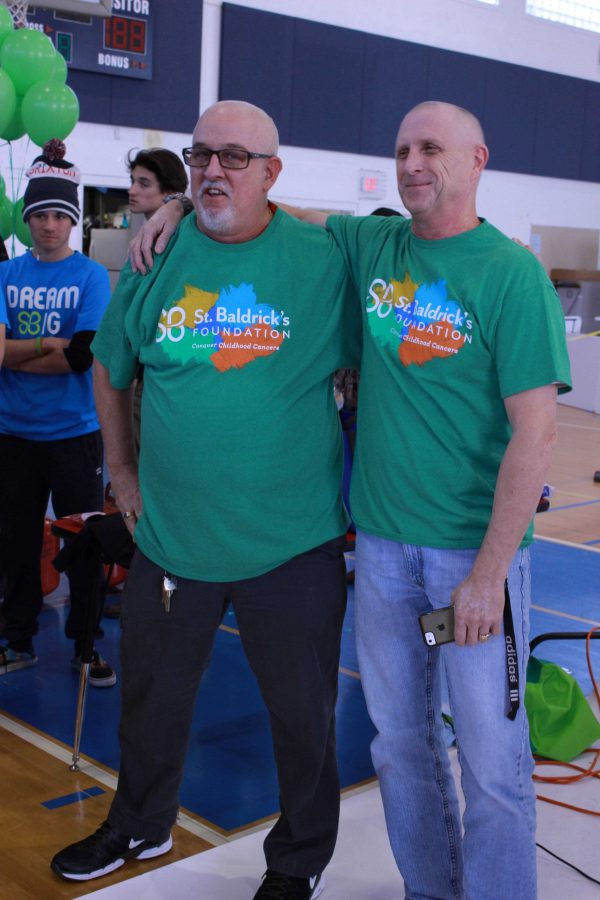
[0,402,598,899]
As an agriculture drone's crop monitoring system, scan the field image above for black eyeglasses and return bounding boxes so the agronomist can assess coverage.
[182,147,273,170]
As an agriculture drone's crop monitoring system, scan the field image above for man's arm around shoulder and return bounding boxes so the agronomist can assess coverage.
[276,203,330,228]
[129,201,331,273]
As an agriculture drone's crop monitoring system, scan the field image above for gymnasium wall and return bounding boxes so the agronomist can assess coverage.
[219,3,599,183]
[215,0,599,82]
[0,0,598,255]
[203,0,600,253]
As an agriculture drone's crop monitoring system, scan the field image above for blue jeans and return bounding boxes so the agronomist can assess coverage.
[355,532,536,900]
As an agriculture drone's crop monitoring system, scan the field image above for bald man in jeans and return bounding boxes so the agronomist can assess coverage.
[134,101,571,900]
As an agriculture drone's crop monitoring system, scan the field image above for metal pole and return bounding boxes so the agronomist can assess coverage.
[69,662,90,771]
[69,543,100,771]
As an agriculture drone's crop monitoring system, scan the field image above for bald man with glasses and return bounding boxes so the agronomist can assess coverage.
[51,101,360,900]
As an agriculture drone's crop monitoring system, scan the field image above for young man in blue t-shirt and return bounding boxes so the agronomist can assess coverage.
[0,291,6,365]
[0,140,114,686]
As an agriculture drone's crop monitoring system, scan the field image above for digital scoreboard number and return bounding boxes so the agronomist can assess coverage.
[104,15,146,56]
[28,3,153,80]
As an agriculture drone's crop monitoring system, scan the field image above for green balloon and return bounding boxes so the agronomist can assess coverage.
[22,80,79,146]
[0,28,56,95]
[14,197,32,247]
[0,67,17,134]
[0,196,13,240]
[0,98,25,141]
[0,5,13,48]
[0,174,5,199]
[50,50,68,84]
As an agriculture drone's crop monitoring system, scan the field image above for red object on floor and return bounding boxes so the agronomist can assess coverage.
[41,518,60,596]
[105,561,127,589]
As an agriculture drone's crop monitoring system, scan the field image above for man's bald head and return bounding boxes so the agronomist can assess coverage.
[404,101,485,145]
[194,101,279,156]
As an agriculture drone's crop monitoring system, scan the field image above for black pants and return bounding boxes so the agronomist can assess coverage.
[0,431,104,646]
[109,539,347,877]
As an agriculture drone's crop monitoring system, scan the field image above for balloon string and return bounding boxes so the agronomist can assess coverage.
[4,135,31,257]
[14,135,31,199]
[8,141,17,258]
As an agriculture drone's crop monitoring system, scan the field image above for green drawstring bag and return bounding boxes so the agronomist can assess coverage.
[525,655,600,762]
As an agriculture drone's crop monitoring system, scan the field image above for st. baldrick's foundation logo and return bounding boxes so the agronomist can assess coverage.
[366,273,472,367]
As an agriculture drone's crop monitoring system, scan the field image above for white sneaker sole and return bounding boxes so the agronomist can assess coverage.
[0,656,38,674]
[71,659,117,688]
[310,873,326,898]
[89,671,117,688]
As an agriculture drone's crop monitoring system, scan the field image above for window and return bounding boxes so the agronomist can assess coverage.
[526,0,600,34]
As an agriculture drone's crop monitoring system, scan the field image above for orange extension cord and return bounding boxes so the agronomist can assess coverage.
[533,626,600,817]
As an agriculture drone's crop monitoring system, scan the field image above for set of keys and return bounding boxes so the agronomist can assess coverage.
[161,572,177,612]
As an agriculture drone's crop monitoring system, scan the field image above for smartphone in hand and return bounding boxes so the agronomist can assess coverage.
[419,606,455,647]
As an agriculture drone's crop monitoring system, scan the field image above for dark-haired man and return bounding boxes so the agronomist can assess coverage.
[127,147,191,220]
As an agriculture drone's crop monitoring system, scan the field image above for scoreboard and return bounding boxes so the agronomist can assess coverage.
[28,1,153,80]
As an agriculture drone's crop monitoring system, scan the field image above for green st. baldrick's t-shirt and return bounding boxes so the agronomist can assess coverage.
[327,215,571,549]
[93,209,360,581]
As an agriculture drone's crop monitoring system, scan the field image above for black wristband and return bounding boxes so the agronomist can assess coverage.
[163,192,185,205]
[163,193,193,214]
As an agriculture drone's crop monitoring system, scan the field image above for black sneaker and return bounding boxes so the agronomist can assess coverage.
[51,820,173,881]
[253,870,325,899]
[71,649,117,688]
[0,644,38,674]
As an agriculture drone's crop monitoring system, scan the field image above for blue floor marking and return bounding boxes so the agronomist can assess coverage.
[530,540,600,697]
[42,785,106,810]
[2,540,598,830]
[547,498,600,512]
[530,540,600,620]
[0,588,374,831]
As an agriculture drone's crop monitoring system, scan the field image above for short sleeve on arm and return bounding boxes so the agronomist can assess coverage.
[91,263,140,389]
[0,268,9,327]
[493,280,572,399]
[74,262,111,332]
